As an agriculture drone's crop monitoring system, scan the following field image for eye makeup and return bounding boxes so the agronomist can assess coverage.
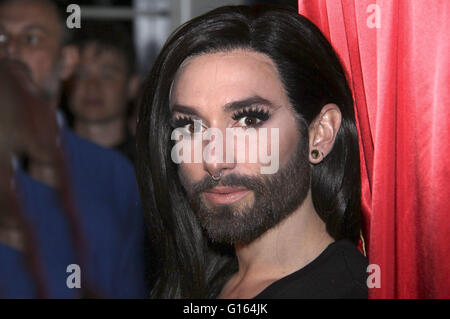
[231,106,271,128]
[170,115,196,129]
[170,105,272,131]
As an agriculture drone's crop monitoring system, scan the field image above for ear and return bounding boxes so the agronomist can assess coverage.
[127,74,141,100]
[308,103,342,164]
[60,45,79,80]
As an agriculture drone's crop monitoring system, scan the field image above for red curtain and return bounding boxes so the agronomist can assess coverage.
[298,0,450,298]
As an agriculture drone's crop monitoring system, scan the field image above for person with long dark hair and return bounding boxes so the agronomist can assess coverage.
[137,5,367,299]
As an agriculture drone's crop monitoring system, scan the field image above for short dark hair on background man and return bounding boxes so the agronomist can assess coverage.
[72,21,136,75]
[136,5,361,298]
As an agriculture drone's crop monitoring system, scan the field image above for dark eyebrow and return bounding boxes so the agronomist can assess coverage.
[223,96,275,112]
[170,95,275,117]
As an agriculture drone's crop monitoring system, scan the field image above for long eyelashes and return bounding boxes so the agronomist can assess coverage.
[170,106,271,130]
[231,106,270,122]
[170,115,196,129]
[232,106,270,128]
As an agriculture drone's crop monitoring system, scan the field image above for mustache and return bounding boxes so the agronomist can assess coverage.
[185,173,268,196]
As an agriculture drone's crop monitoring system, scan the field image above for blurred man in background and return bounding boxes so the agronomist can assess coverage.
[69,22,139,163]
[0,0,147,297]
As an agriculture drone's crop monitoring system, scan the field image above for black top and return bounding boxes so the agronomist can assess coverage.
[254,240,368,299]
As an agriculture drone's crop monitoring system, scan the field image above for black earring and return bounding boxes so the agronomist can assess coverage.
[311,149,321,159]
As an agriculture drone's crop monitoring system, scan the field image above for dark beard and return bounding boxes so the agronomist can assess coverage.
[179,136,311,245]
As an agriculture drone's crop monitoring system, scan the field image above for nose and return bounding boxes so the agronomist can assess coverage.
[81,75,102,94]
[203,160,236,179]
[202,127,236,178]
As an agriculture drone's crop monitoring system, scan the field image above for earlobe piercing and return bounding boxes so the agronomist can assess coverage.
[311,149,321,160]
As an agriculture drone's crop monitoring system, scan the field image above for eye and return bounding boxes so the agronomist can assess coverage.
[26,34,40,46]
[232,107,270,128]
[171,116,205,134]
[238,116,262,127]
[185,122,201,134]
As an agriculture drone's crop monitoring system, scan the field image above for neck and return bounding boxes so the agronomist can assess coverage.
[221,191,334,298]
[74,117,126,148]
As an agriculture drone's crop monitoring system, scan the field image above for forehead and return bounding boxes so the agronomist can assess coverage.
[0,0,61,37]
[171,50,288,109]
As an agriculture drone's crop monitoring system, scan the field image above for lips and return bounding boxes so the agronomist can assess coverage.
[203,186,251,205]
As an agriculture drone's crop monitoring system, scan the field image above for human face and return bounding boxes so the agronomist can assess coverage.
[170,50,312,244]
[171,50,300,181]
[70,43,130,123]
[0,0,64,101]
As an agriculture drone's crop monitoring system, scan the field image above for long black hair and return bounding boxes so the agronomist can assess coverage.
[136,5,361,298]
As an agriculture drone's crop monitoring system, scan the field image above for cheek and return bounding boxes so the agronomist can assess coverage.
[270,109,301,162]
[109,82,128,101]
[249,121,300,171]
[179,162,205,185]
[23,50,59,83]
[230,130,264,174]
[99,79,127,102]
[71,80,86,98]
[277,123,301,165]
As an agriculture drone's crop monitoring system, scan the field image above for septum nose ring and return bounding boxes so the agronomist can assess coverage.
[211,171,222,182]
